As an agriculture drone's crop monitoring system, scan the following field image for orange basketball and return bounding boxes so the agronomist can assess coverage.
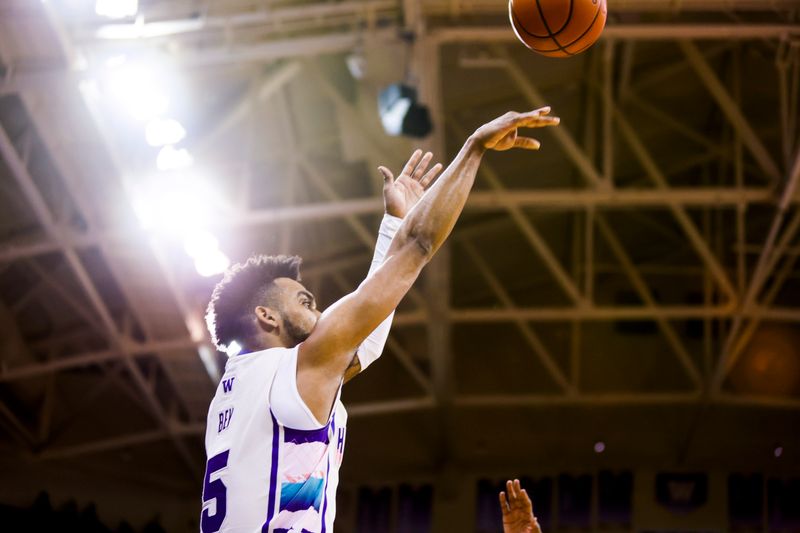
[509,0,607,58]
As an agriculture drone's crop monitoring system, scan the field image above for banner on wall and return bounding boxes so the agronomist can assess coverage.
[655,473,708,514]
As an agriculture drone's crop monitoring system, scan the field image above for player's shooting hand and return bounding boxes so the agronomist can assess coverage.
[500,479,542,533]
[378,149,443,219]
[472,107,559,152]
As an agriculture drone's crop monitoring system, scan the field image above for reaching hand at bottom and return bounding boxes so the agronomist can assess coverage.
[499,479,541,533]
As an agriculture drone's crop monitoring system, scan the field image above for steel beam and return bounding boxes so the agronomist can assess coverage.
[433,24,800,44]
[0,121,201,476]
[460,239,574,393]
[722,245,800,387]
[456,392,702,407]
[195,61,302,152]
[450,122,585,304]
[714,150,800,390]
[595,215,702,389]
[0,338,199,382]
[3,24,798,97]
[82,1,397,41]
[614,111,738,303]
[495,46,602,187]
[444,306,798,322]
[0,401,37,449]
[0,117,197,475]
[679,39,782,183]
[0,187,796,264]
[38,397,436,459]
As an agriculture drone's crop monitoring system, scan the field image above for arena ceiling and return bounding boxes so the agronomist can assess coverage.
[0,0,799,504]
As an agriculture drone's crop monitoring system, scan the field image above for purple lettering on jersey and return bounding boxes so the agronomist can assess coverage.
[222,377,235,393]
[217,407,234,434]
[337,428,345,454]
[201,449,229,533]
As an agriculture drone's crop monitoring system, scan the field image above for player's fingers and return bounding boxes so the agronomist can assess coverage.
[514,137,541,150]
[521,488,533,513]
[401,149,423,177]
[378,166,394,185]
[419,163,443,188]
[505,480,515,502]
[499,491,509,513]
[413,151,434,180]
[516,106,550,121]
[509,480,519,501]
[521,115,560,128]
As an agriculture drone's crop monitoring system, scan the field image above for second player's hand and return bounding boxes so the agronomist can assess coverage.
[472,107,560,152]
[500,479,541,533]
[378,149,443,219]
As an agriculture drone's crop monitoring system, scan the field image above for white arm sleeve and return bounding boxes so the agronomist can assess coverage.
[356,213,402,372]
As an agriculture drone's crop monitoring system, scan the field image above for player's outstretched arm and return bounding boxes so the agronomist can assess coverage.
[297,108,559,422]
[390,107,557,260]
[500,479,541,533]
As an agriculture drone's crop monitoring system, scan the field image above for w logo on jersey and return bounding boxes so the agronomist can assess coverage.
[222,377,235,393]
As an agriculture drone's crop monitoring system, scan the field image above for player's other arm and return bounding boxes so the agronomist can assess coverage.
[343,150,444,384]
[297,108,559,422]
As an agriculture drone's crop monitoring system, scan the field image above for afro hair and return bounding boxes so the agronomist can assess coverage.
[205,254,302,351]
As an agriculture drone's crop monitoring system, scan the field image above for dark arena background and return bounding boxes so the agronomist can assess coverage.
[1,0,800,531]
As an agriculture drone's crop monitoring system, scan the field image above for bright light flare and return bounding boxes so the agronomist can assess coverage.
[104,54,128,69]
[132,173,217,236]
[157,145,194,171]
[95,0,138,19]
[183,230,230,277]
[194,249,230,277]
[146,119,186,147]
[226,341,242,357]
[184,230,219,259]
[106,66,168,121]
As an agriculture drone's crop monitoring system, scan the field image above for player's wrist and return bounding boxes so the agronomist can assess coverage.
[465,134,488,155]
[381,212,403,229]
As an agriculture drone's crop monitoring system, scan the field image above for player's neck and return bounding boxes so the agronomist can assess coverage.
[243,334,289,354]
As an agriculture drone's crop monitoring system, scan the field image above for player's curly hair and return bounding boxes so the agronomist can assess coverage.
[205,254,302,351]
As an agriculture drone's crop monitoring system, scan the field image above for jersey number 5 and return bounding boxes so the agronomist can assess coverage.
[201,450,229,533]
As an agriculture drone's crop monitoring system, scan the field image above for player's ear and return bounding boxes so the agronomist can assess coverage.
[255,306,280,332]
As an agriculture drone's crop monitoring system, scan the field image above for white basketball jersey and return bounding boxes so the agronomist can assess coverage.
[201,345,347,533]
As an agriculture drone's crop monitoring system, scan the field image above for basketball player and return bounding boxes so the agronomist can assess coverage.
[500,479,541,533]
[200,107,559,533]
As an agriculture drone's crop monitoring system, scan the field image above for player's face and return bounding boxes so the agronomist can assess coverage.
[273,278,320,346]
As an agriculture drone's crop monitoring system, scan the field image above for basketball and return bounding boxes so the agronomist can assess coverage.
[509,0,608,57]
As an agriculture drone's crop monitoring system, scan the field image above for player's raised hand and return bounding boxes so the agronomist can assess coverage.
[472,107,559,152]
[378,149,443,219]
[499,479,542,533]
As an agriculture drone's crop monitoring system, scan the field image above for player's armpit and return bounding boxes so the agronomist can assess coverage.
[342,355,362,384]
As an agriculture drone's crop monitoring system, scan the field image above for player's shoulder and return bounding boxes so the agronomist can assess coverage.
[216,346,295,391]
[228,345,296,368]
